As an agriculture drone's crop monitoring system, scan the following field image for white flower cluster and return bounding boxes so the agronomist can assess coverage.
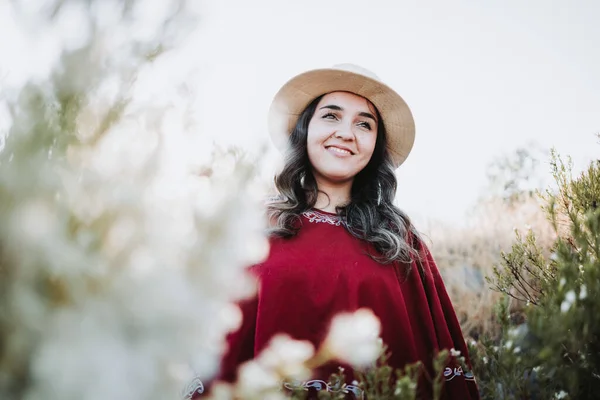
[209,309,383,399]
[232,335,315,399]
[561,290,577,313]
[322,308,383,368]
[0,2,268,399]
[554,390,568,399]
[560,283,588,313]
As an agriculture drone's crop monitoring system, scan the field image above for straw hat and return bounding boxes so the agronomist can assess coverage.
[268,64,415,168]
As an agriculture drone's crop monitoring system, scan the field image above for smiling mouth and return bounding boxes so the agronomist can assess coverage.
[326,146,354,155]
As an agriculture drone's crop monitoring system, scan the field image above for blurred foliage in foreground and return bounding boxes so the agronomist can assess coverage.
[0,2,268,399]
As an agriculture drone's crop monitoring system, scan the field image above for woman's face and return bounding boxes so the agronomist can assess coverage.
[307,91,379,184]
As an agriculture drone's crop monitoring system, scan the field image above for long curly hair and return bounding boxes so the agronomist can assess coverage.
[267,93,421,265]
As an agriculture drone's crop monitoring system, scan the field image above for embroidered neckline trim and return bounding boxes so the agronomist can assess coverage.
[302,210,343,226]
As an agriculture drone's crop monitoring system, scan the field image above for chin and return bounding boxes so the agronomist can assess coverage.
[319,170,357,183]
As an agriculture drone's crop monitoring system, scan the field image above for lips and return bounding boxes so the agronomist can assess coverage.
[325,145,354,155]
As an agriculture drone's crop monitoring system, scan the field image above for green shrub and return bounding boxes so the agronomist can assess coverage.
[477,145,600,399]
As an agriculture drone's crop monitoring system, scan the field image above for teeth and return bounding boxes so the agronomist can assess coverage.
[329,147,351,155]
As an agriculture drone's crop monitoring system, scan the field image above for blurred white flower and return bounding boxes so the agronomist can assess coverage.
[450,348,461,357]
[0,1,268,399]
[561,290,576,313]
[580,285,588,300]
[322,308,382,368]
[231,335,316,398]
[204,382,233,400]
[555,390,568,399]
[504,340,513,350]
[236,360,281,397]
[257,334,315,380]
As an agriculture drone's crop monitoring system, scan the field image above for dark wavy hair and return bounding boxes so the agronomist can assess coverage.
[267,93,421,266]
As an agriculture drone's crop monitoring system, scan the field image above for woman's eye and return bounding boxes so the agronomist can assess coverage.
[322,113,338,120]
[358,121,372,130]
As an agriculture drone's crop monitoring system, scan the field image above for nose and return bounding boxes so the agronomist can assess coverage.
[333,123,354,141]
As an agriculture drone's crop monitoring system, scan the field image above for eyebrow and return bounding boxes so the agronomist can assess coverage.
[319,105,378,123]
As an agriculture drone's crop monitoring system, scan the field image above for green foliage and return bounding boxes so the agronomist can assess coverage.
[487,229,555,305]
[286,349,465,400]
[478,143,600,399]
[468,298,539,399]
[354,349,422,400]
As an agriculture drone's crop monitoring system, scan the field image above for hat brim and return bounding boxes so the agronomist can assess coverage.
[268,68,415,168]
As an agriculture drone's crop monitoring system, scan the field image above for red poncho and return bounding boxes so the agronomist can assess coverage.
[212,209,479,399]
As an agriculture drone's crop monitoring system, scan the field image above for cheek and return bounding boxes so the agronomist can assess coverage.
[359,135,377,159]
[306,122,328,153]
[305,131,319,157]
[307,121,329,142]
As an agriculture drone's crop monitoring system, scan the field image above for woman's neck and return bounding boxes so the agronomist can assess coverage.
[313,177,353,213]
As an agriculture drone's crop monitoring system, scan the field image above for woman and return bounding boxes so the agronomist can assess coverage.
[205,64,479,399]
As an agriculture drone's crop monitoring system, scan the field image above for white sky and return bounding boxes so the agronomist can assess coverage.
[187,0,600,226]
[2,0,599,227]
